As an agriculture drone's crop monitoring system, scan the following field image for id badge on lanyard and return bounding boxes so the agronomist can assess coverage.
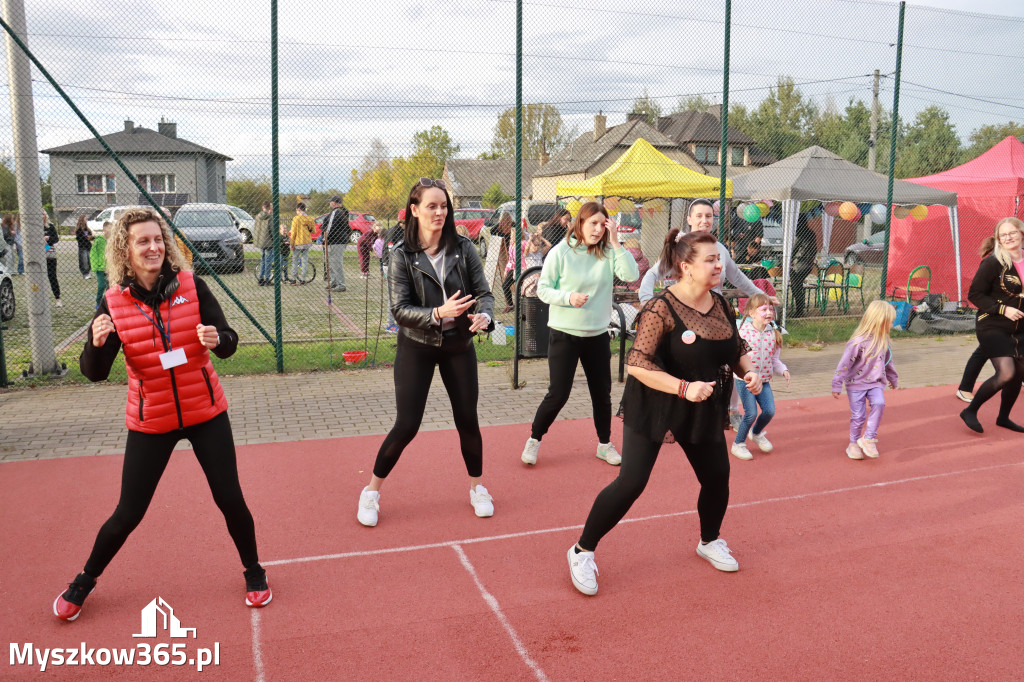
[134,300,187,370]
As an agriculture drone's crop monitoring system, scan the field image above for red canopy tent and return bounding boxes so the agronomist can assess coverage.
[893,136,1024,303]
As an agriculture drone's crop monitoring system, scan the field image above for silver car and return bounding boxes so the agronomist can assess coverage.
[0,252,15,321]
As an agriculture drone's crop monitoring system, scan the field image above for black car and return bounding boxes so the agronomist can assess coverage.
[173,204,245,273]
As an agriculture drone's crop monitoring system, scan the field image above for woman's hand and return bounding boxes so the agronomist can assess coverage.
[569,292,590,307]
[91,314,116,347]
[468,313,489,333]
[832,391,841,399]
[783,369,791,388]
[197,323,220,349]
[743,370,762,395]
[1005,306,1024,321]
[437,290,476,319]
[684,380,716,402]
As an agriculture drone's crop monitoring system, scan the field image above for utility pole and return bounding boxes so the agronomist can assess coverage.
[868,69,880,172]
[2,0,60,376]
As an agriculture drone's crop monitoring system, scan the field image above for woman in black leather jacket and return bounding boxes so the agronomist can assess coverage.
[356,178,497,527]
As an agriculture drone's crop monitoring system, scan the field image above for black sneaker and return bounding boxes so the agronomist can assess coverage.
[53,573,96,621]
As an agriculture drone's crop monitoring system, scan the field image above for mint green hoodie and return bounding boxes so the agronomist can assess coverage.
[537,237,639,337]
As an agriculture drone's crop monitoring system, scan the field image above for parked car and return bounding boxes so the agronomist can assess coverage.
[86,205,143,235]
[312,211,377,244]
[844,230,886,265]
[172,203,245,273]
[760,218,783,258]
[480,200,558,258]
[0,254,15,321]
[226,205,256,243]
[452,208,494,242]
[614,211,642,244]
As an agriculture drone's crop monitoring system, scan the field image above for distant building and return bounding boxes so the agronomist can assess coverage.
[656,108,776,177]
[530,113,704,200]
[41,118,232,225]
[443,158,541,207]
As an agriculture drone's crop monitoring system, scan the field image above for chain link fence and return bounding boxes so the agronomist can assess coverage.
[2,0,1022,384]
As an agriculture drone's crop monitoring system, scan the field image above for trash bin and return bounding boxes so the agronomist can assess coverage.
[519,295,549,357]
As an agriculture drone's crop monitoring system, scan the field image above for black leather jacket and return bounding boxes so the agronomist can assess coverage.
[389,236,495,347]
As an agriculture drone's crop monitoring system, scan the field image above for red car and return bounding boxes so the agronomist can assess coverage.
[452,208,493,241]
[312,211,377,244]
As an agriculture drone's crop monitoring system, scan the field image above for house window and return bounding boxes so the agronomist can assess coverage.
[77,174,115,194]
[694,146,718,164]
[137,174,176,193]
[731,147,745,166]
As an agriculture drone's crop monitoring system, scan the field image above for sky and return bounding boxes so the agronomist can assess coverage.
[2,0,1023,193]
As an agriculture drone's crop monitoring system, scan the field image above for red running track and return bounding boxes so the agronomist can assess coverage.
[1,384,1022,680]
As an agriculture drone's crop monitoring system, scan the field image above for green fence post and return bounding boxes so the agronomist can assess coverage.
[881,1,906,300]
[718,0,731,239]
[512,0,523,389]
[271,0,284,372]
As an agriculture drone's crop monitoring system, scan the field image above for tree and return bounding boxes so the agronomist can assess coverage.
[226,177,272,216]
[629,88,663,126]
[896,106,962,178]
[360,138,391,173]
[730,77,818,160]
[411,125,460,179]
[673,94,714,114]
[482,182,511,209]
[963,122,1024,161]
[477,151,502,160]
[0,157,17,212]
[489,104,572,160]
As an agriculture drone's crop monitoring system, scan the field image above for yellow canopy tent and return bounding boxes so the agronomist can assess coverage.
[556,138,732,199]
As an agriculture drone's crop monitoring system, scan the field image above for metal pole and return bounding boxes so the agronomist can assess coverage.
[271,0,284,372]
[718,0,731,241]
[868,69,880,172]
[2,0,59,375]
[880,2,905,300]
[512,0,523,388]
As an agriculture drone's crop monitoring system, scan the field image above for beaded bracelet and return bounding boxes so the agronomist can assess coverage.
[677,379,689,399]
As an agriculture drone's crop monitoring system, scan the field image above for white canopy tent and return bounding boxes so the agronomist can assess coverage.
[731,146,959,323]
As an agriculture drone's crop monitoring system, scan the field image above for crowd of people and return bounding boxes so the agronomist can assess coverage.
[38,182,1021,618]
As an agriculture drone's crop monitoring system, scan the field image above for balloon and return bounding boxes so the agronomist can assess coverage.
[823,201,842,217]
[764,200,774,209]
[618,199,635,213]
[756,202,769,218]
[869,203,888,224]
[838,201,861,221]
[743,204,761,223]
[893,205,912,219]
[603,197,619,216]
[910,205,929,220]
[713,200,721,215]
[566,200,582,217]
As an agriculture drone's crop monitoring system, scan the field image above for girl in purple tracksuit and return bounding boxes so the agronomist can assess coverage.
[832,301,899,460]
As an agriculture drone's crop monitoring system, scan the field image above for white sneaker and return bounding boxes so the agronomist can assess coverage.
[846,442,865,460]
[357,486,380,527]
[857,437,879,458]
[521,437,540,465]
[55,299,63,308]
[730,442,753,460]
[595,442,621,466]
[696,538,739,572]
[750,431,773,453]
[567,545,599,595]
[470,485,494,517]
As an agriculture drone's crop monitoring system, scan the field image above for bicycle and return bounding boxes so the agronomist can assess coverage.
[255,256,317,285]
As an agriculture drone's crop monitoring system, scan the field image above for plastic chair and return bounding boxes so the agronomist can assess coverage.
[846,264,865,312]
[891,265,931,304]
[819,262,846,313]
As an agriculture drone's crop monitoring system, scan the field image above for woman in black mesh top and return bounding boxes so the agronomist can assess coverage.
[567,230,763,596]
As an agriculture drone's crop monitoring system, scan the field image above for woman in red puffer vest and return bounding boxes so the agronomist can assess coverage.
[53,207,271,623]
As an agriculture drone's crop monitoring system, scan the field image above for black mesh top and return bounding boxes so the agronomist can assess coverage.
[622,290,749,443]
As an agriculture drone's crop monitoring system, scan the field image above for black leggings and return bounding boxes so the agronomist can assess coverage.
[531,329,612,443]
[373,333,483,479]
[964,355,1024,422]
[579,424,731,550]
[46,258,60,299]
[958,345,989,392]
[83,412,259,577]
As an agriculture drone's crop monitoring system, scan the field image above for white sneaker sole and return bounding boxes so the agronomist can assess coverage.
[696,545,739,572]
[567,547,598,596]
[595,452,621,466]
[752,438,773,453]
[730,447,753,461]
[246,589,273,607]
[472,503,494,518]
[856,438,879,459]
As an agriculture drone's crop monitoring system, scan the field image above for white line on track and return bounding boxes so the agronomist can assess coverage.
[251,608,265,682]
[263,460,1023,568]
[452,544,549,682]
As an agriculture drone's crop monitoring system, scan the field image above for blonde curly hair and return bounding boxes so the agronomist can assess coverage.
[105,207,190,287]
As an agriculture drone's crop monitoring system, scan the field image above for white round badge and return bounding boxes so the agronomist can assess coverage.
[681,330,696,344]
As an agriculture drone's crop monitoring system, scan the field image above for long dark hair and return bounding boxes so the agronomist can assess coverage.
[402,181,459,253]
[543,207,571,231]
[659,229,716,278]
[569,202,611,258]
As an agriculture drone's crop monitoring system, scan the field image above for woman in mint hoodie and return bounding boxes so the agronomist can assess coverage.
[520,202,639,467]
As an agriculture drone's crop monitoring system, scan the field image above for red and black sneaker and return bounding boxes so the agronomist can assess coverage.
[53,573,96,622]
[244,566,272,608]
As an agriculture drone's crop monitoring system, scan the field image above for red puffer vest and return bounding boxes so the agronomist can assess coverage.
[106,271,228,434]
